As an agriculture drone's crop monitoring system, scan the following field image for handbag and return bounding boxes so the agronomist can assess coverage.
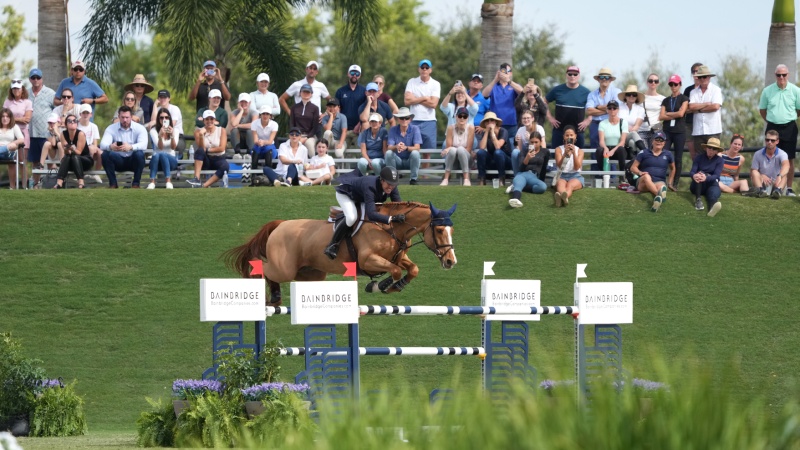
[40,169,59,189]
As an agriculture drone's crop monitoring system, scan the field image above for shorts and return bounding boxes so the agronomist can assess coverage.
[560,171,584,185]
[720,175,733,186]
[28,137,46,163]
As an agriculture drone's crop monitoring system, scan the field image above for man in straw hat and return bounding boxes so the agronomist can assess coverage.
[687,65,723,158]
[759,64,800,196]
[54,60,109,113]
[583,67,621,151]
[743,129,790,199]
[125,74,155,125]
[386,107,421,184]
[475,111,511,186]
[689,137,724,217]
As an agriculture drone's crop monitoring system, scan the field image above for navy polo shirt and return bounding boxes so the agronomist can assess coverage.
[335,84,367,130]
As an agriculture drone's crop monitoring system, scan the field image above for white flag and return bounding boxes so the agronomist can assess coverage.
[576,263,588,281]
[483,261,495,277]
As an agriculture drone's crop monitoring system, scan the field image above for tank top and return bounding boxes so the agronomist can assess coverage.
[451,126,469,149]
[203,126,222,152]
[721,153,743,177]
[558,145,581,174]
[62,129,89,156]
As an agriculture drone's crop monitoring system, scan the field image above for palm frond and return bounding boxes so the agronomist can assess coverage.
[300,0,383,56]
[235,23,303,92]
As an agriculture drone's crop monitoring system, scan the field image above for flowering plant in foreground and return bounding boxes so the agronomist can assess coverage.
[539,378,668,393]
[172,379,222,399]
[240,382,310,402]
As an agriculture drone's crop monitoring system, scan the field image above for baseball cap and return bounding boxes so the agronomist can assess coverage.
[365,82,379,92]
[348,64,362,74]
[668,74,682,84]
[306,60,320,69]
[71,60,85,69]
[368,113,383,123]
[455,107,469,117]
[47,113,59,123]
[202,110,216,119]
[300,83,313,93]
[258,106,272,115]
[471,73,483,81]
[203,60,216,68]
[653,131,667,141]
[10,81,22,89]
[567,65,580,73]
[79,104,93,114]
[238,92,251,103]
[326,98,339,106]
[289,126,302,134]
[419,59,432,68]
[208,89,222,98]
[256,73,270,82]
[29,68,43,78]
[157,89,170,98]
[606,99,619,108]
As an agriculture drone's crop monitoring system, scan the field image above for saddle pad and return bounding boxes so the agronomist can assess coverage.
[327,203,366,236]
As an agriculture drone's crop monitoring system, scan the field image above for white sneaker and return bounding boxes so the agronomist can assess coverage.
[165,182,174,190]
[463,178,471,186]
[508,198,523,208]
[440,178,449,186]
[243,154,252,162]
[554,191,563,207]
[707,201,722,217]
[299,180,312,186]
[146,182,156,190]
[561,191,569,206]
[90,174,103,184]
[505,185,513,194]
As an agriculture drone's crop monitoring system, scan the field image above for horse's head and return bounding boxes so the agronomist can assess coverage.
[426,202,457,270]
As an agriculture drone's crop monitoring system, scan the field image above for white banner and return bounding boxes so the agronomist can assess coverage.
[481,279,541,321]
[200,278,266,322]
[290,281,359,325]
[575,282,633,325]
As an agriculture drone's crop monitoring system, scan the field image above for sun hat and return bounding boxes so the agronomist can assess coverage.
[617,85,644,103]
[208,89,222,98]
[694,65,716,78]
[668,75,682,84]
[394,107,414,120]
[480,111,503,128]
[593,67,616,81]
[202,110,216,119]
[701,138,724,151]
[238,92,251,103]
[124,74,154,93]
[258,106,272,115]
[368,113,383,123]
[366,82,379,92]
[256,73,270,82]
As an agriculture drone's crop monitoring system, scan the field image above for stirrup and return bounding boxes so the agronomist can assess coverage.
[324,244,338,260]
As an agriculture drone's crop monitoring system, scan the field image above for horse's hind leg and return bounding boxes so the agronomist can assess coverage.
[266,279,282,306]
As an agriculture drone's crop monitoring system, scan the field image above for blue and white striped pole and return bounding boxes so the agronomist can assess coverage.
[266,305,579,317]
[278,346,486,357]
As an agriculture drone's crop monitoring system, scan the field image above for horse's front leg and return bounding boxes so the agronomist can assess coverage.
[361,254,404,294]
[381,254,419,294]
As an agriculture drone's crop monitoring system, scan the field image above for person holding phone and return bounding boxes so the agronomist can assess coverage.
[53,113,92,189]
[147,109,180,189]
[553,126,585,207]
[99,105,148,188]
[439,81,478,127]
[188,60,230,112]
[506,131,548,208]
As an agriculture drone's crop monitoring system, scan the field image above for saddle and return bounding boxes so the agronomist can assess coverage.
[326,204,383,277]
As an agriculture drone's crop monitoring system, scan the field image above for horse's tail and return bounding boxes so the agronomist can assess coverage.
[222,220,285,278]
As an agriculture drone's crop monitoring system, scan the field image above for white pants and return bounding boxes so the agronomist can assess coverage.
[336,192,358,226]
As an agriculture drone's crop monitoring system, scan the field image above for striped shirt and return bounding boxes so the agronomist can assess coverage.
[721,153,743,178]
[29,86,56,138]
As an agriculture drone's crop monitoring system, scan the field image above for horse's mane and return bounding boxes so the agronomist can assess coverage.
[377,201,429,213]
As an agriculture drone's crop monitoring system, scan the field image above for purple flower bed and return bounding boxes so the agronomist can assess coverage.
[540,378,668,393]
[240,382,309,402]
[172,379,223,399]
[40,379,63,389]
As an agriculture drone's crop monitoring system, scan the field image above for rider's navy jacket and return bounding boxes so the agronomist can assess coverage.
[336,175,401,224]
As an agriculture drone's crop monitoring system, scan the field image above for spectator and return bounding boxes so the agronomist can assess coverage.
[758,64,800,196]
[0,107,24,189]
[280,60,331,114]
[474,111,511,186]
[250,106,279,172]
[99,105,148,188]
[194,89,228,129]
[250,73,280,116]
[298,138,336,186]
[76,104,103,183]
[719,134,749,194]
[357,112,389,175]
[683,62,703,161]
[743,130,790,199]
[440,106,473,186]
[689,137,724,217]
[553,125,585,207]
[628,131,675,212]
[4,79,32,187]
[506,131,549,208]
[583,68,622,151]
[597,100,628,184]
[440,81,478,127]
[53,113,92,189]
[404,59,440,151]
[54,60,109,112]
[124,74,155,125]
[289,83,320,158]
[38,114,62,175]
[147,108,180,189]
[372,74,399,114]
[189,60,230,112]
[230,93,257,154]
[617,85,647,157]
[468,73,491,128]
[659,74,689,191]
[321,98,347,158]
[640,73,665,143]
[513,110,547,175]
[147,90,185,157]
[545,66,590,148]
[113,91,145,124]
[187,110,229,188]
[482,62,523,139]
[52,88,81,128]
[358,82,394,146]
[263,127,307,187]
[687,65,723,154]
[386,107,422,185]
[515,81,547,129]
[27,67,56,188]
[335,64,366,144]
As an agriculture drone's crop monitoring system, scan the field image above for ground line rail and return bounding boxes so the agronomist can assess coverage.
[278,346,486,356]
[266,305,579,317]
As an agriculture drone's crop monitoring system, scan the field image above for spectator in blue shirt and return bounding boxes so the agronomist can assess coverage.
[629,132,675,212]
[54,60,109,114]
[99,105,148,188]
[583,68,621,150]
[321,98,347,158]
[482,63,524,140]
[468,74,491,127]
[357,113,388,175]
[689,137,724,217]
[386,107,422,184]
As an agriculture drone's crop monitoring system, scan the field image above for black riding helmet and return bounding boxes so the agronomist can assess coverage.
[380,166,400,186]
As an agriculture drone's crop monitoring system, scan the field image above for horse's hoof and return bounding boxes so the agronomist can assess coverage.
[365,281,378,293]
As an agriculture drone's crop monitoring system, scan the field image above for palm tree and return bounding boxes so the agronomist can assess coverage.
[765,0,796,84]
[79,0,381,92]
[38,0,68,84]
[479,0,514,78]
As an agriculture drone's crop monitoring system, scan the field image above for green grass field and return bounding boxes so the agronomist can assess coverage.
[2,186,799,441]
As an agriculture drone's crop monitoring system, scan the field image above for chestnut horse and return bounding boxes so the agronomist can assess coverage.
[224,202,457,305]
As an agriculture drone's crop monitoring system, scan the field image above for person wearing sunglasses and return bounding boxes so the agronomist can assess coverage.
[687,65,723,160]
[0,108,24,189]
[482,63,523,143]
[640,73,665,143]
[405,59,441,155]
[758,64,800,196]
[280,60,331,116]
[440,106,474,186]
[53,113,92,189]
[597,99,628,185]
[616,85,648,159]
[76,104,103,183]
[4,79,32,188]
[27,68,56,189]
[147,90,185,158]
[683,62,704,162]
[718,134,749,194]
[147,109,180,189]
[334,64,366,145]
[186,110,229,188]
[321,98,348,158]
[371,74,399,114]
[358,82,395,151]
[189,60,231,113]
[628,131,675,212]
[52,88,81,129]
[113,90,145,124]
[54,60,108,112]
[584,68,621,152]
[544,66,590,149]
[743,130,790,199]
[123,74,155,126]
[262,127,307,187]
[357,112,389,176]
[689,138,724,217]
[386,107,422,184]
[659,75,689,191]
[288,84,320,158]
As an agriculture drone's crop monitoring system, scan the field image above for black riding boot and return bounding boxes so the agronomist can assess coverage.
[323,221,351,260]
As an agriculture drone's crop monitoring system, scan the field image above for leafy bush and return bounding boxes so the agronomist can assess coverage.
[215,342,282,396]
[244,390,315,445]
[136,397,177,448]
[0,333,47,423]
[29,380,87,437]
[174,392,247,448]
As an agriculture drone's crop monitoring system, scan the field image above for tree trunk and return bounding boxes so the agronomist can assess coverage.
[479,0,514,79]
[765,0,796,84]
[38,0,68,86]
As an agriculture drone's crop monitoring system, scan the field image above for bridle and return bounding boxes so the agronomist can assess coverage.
[377,204,454,261]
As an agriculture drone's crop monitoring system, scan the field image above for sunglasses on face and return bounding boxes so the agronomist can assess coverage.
[30,76,42,80]
[607,106,619,110]
[349,71,361,76]
[420,66,431,70]
[66,119,78,124]
[73,67,85,72]
[398,117,411,121]
[125,97,135,101]
[698,75,709,79]
[597,76,611,81]
[647,79,659,84]
[776,73,788,78]
[626,93,638,97]
[289,132,301,136]
[61,95,72,99]
[81,111,91,114]
[566,72,579,77]
[668,82,680,87]
[765,138,777,143]
[457,115,468,119]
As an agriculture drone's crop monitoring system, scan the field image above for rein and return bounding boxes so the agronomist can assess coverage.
[374,203,454,261]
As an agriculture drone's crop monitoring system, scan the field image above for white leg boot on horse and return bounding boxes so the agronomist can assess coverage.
[323,220,352,260]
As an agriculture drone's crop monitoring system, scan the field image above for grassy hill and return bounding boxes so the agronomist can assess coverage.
[1,186,798,433]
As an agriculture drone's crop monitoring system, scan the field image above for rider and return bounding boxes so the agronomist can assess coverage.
[323,166,405,260]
